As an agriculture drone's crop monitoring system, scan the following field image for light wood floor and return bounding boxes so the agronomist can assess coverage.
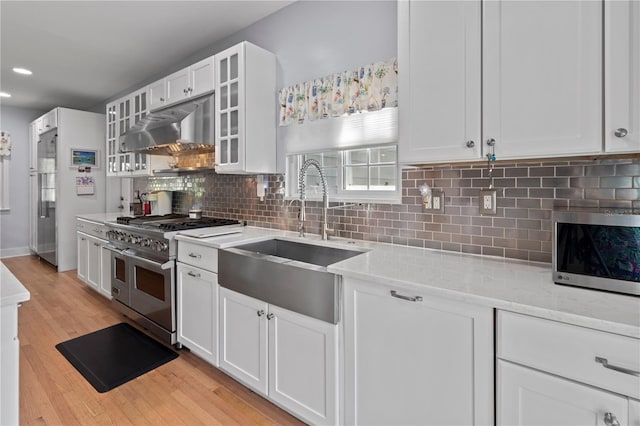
[2,255,304,426]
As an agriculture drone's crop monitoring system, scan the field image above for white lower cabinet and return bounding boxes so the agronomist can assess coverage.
[343,277,494,426]
[219,287,338,425]
[76,219,111,298]
[77,233,89,283]
[219,287,268,393]
[268,305,338,425]
[497,310,640,426]
[498,360,629,426]
[176,263,218,366]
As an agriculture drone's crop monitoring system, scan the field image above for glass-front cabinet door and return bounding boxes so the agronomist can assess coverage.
[131,89,149,175]
[107,91,155,176]
[117,96,132,173]
[106,102,118,176]
[215,43,244,173]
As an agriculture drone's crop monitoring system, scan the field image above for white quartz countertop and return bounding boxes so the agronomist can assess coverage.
[175,226,290,248]
[76,212,123,224]
[177,227,640,338]
[1,263,30,307]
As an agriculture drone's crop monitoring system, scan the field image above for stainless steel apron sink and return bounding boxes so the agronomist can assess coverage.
[218,239,366,324]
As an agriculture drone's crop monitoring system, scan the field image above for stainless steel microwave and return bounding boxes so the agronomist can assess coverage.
[553,208,640,296]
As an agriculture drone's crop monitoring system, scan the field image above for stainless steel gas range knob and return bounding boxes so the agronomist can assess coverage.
[141,239,150,247]
[158,242,168,251]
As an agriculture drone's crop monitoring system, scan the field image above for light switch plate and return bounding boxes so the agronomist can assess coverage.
[424,190,445,213]
[479,189,497,215]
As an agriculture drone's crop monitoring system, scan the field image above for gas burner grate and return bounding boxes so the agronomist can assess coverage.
[116,214,187,225]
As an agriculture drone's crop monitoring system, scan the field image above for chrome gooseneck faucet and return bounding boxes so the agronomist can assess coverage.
[298,159,331,240]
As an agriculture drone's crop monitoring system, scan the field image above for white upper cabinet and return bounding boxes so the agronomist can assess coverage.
[214,41,276,174]
[605,0,640,153]
[165,67,191,105]
[398,0,481,163]
[483,0,602,159]
[147,78,166,111]
[41,108,58,133]
[400,0,604,164]
[106,92,160,177]
[189,56,215,98]
[106,102,118,176]
[152,56,215,110]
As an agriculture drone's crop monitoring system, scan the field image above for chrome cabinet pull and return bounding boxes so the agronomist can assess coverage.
[465,140,475,148]
[267,313,275,320]
[159,97,165,102]
[604,412,620,426]
[595,357,640,377]
[257,310,265,317]
[187,271,200,278]
[93,242,101,247]
[614,128,628,138]
[486,138,496,147]
[390,290,423,302]
[188,253,202,259]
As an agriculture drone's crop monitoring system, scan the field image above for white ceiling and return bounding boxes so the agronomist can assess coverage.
[0,0,293,112]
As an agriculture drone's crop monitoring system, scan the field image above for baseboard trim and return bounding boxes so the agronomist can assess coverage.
[0,246,32,259]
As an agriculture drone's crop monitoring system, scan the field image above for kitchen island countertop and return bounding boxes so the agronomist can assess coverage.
[1,263,30,307]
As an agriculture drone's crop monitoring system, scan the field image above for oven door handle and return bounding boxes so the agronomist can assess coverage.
[123,249,174,270]
[104,244,125,254]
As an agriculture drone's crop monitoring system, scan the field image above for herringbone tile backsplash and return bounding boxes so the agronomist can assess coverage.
[138,156,640,263]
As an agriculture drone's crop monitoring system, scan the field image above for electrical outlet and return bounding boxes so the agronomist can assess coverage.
[479,189,497,215]
[423,190,445,213]
[433,196,440,210]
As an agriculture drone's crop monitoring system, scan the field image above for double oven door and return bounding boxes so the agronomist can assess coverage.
[108,246,176,334]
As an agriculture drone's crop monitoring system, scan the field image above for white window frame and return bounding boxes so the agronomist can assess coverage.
[286,144,401,204]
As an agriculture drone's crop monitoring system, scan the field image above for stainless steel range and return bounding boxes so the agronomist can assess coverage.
[105,214,243,345]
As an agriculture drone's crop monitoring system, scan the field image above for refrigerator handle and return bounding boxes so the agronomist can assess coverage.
[39,173,47,219]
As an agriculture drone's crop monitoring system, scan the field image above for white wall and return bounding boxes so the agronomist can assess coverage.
[95,1,396,110]
[0,105,45,257]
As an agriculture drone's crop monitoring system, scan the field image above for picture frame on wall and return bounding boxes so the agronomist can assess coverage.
[70,148,99,168]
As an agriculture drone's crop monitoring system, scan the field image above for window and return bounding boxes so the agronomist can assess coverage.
[287,145,400,203]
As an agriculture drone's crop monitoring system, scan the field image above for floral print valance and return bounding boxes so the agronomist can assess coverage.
[279,58,397,126]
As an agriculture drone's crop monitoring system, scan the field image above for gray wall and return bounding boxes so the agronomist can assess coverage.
[93,1,397,109]
[0,105,46,257]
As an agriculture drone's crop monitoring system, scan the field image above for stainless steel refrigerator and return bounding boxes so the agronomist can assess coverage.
[36,129,57,266]
[29,107,106,272]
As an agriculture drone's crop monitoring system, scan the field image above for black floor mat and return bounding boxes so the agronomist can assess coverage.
[56,322,178,393]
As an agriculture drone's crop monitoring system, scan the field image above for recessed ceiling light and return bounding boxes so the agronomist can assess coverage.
[0,92,11,98]
[12,67,32,75]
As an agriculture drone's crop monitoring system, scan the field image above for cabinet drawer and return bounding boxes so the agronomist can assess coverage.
[177,241,217,272]
[76,219,107,240]
[498,310,640,399]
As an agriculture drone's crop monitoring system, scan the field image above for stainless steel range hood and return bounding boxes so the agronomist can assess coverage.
[119,93,214,155]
